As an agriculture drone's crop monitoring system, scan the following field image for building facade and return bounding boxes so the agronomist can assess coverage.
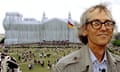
[3,12,80,46]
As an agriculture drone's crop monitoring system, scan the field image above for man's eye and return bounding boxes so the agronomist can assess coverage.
[92,21,100,26]
[105,22,112,25]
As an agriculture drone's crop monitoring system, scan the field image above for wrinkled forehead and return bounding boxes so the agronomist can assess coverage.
[87,8,112,21]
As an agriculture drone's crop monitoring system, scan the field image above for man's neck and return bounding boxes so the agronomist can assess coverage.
[88,43,106,63]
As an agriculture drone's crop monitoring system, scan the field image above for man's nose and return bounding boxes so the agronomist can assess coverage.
[100,24,107,30]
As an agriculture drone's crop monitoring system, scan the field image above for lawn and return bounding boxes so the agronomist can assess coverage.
[7,47,78,72]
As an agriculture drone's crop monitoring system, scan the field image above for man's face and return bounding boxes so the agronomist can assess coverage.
[85,9,114,46]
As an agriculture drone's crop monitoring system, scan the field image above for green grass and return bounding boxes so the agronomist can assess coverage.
[6,47,78,72]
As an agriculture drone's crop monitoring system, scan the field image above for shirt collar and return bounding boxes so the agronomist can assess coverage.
[89,48,107,64]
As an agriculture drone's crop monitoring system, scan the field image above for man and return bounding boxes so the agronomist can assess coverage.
[54,4,120,72]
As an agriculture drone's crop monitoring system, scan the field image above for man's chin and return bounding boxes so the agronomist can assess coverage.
[98,42,108,46]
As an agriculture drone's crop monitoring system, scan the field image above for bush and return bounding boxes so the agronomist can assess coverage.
[112,40,120,46]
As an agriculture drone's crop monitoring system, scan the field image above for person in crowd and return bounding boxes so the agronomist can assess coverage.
[28,63,33,70]
[40,59,44,67]
[54,4,120,72]
[48,60,52,70]
[0,52,21,72]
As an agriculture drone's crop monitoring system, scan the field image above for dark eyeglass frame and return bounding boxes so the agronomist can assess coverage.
[85,19,115,30]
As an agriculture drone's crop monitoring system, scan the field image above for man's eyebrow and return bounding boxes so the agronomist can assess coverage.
[88,19,111,21]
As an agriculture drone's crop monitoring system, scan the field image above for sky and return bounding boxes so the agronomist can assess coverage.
[0,0,120,33]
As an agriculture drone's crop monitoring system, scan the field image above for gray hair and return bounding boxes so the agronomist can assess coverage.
[78,4,114,45]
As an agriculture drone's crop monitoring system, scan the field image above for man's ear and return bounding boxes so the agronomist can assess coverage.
[80,25,87,36]
[82,30,87,36]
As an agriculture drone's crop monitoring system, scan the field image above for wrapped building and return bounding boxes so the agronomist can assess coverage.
[3,12,80,47]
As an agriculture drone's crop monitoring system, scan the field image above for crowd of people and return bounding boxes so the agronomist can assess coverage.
[2,47,78,72]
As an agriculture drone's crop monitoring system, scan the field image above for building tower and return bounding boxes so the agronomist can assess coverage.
[41,11,48,22]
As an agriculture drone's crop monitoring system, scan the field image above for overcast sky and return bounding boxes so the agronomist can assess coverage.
[0,0,120,33]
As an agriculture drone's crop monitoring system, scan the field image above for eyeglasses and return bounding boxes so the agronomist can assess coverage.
[86,19,115,30]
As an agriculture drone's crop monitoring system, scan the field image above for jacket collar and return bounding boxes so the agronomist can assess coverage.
[107,50,117,72]
[79,45,93,72]
[60,45,93,72]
